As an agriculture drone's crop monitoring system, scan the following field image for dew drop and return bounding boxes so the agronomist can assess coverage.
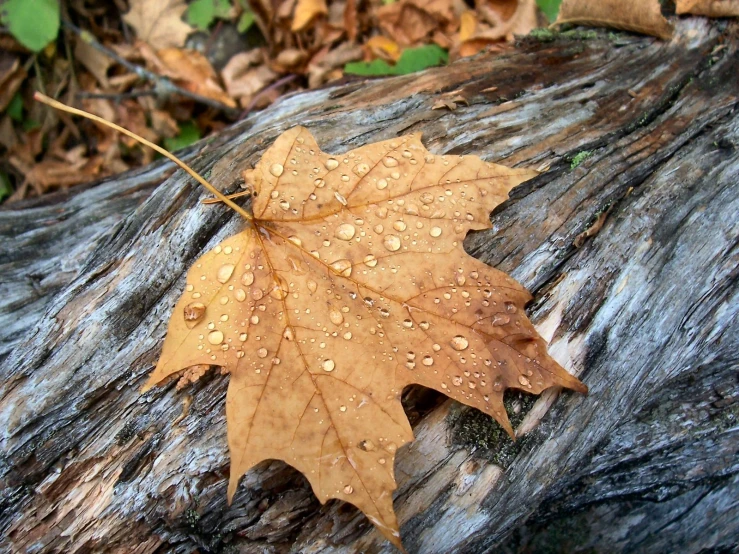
[239,333,248,341]
[353,163,369,176]
[382,156,398,167]
[379,458,386,465]
[359,439,375,451]
[283,327,295,340]
[257,347,268,358]
[493,378,504,391]
[340,405,347,412]
[335,223,356,241]
[241,272,255,286]
[269,163,284,177]
[343,331,353,340]
[329,309,344,326]
[270,277,289,299]
[393,220,407,232]
[234,289,246,302]
[385,442,397,453]
[208,330,224,345]
[383,234,401,252]
[452,376,463,386]
[450,335,469,351]
[251,315,260,324]
[326,158,339,170]
[322,359,335,372]
[402,319,413,328]
[329,259,352,277]
[491,314,510,326]
[287,236,302,246]
[363,254,378,267]
[505,302,518,314]
[343,485,353,494]
[419,321,430,330]
[279,200,290,210]
[376,178,388,190]
[307,280,318,293]
[252,289,264,300]
[184,302,206,321]
[422,355,434,366]
[518,375,530,386]
[429,226,442,238]
[217,264,235,284]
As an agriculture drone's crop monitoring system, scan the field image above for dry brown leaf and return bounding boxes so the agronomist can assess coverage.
[221,50,278,106]
[555,0,673,39]
[123,0,194,50]
[377,0,458,46]
[676,0,739,16]
[153,48,237,108]
[74,38,113,88]
[292,0,328,31]
[144,128,587,548]
[476,0,537,39]
[344,0,358,41]
[0,52,26,112]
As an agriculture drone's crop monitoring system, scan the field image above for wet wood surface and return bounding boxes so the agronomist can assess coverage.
[1,18,737,554]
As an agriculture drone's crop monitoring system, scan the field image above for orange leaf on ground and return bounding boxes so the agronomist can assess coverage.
[676,0,739,16]
[292,0,328,31]
[555,0,673,39]
[123,0,194,50]
[144,128,587,549]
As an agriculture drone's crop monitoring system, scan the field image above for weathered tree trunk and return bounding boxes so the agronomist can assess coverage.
[1,18,737,554]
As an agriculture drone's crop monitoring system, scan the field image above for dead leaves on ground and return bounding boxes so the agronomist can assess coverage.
[4,0,737,201]
[144,127,587,549]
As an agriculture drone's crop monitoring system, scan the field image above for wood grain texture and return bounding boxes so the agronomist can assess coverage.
[1,18,737,554]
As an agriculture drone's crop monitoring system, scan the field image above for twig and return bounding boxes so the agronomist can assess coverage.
[76,90,158,100]
[62,19,240,116]
[34,92,253,221]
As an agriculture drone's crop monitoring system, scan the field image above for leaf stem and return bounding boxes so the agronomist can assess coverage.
[33,92,253,221]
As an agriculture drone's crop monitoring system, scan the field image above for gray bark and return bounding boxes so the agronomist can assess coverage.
[1,18,737,554]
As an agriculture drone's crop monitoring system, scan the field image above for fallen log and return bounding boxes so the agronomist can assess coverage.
[1,17,737,554]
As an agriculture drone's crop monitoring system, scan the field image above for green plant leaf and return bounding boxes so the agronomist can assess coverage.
[237,9,255,33]
[0,0,60,52]
[344,44,448,77]
[6,93,24,122]
[0,171,13,202]
[536,0,562,22]
[164,121,201,152]
[187,0,231,31]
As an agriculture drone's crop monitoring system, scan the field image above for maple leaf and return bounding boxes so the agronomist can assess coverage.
[143,127,587,548]
[123,0,194,50]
